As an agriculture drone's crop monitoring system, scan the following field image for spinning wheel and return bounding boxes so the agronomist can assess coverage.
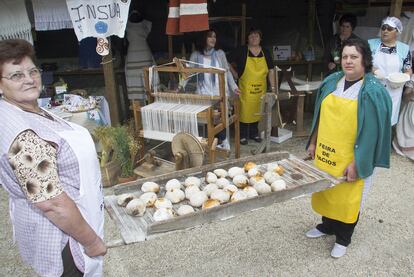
[171,132,218,170]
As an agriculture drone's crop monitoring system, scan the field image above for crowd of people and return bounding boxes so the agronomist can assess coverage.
[183,15,413,260]
[0,13,413,276]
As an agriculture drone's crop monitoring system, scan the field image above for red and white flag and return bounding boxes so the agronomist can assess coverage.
[166,0,180,35]
[166,0,209,35]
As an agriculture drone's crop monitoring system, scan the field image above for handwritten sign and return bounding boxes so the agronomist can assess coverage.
[66,0,131,41]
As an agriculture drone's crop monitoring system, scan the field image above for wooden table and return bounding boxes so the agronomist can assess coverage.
[54,68,129,119]
[274,59,324,81]
[276,66,321,137]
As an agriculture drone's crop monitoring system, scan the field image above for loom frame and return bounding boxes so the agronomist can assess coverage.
[132,58,240,163]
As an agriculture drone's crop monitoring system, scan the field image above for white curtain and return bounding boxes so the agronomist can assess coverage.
[32,0,73,31]
[0,0,32,43]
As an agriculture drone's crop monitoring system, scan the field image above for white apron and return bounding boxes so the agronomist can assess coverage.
[373,45,404,125]
[56,120,104,276]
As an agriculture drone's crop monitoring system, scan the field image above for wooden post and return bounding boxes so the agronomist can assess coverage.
[390,0,403,17]
[132,100,145,159]
[206,107,214,163]
[241,3,246,46]
[294,95,307,137]
[102,41,120,125]
[218,72,226,128]
[308,0,316,48]
[168,35,173,60]
[233,98,240,159]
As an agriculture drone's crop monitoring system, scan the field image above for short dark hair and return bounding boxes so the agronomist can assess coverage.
[195,29,217,53]
[339,13,357,30]
[248,27,262,39]
[0,39,35,77]
[341,38,372,73]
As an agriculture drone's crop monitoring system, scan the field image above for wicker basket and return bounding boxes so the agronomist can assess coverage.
[101,160,121,188]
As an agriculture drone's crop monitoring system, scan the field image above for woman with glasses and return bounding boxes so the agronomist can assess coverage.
[325,14,360,75]
[369,16,413,126]
[0,39,106,276]
[306,39,392,258]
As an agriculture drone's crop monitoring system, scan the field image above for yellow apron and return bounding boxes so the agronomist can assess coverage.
[239,50,268,123]
[311,92,364,224]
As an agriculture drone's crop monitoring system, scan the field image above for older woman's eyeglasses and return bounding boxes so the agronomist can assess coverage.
[1,67,42,82]
[381,25,396,32]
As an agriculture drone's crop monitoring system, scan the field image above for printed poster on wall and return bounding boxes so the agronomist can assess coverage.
[66,0,131,41]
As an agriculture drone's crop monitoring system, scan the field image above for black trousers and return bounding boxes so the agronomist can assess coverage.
[316,214,360,247]
[240,122,259,139]
[61,242,84,277]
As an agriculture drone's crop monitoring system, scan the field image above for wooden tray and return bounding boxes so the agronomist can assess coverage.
[104,152,340,246]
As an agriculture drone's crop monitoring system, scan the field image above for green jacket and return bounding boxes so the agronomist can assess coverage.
[307,71,392,178]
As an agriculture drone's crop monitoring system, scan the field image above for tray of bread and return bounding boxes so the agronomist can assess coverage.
[104,152,340,245]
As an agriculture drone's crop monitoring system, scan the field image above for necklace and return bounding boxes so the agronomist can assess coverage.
[1,98,55,121]
[29,108,55,121]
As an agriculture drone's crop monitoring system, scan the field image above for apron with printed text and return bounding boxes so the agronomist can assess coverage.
[239,49,268,123]
[373,45,404,125]
[55,119,104,276]
[311,84,364,224]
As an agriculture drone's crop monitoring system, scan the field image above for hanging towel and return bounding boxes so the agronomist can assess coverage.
[125,20,156,102]
[0,0,33,43]
[32,0,73,31]
[166,0,209,35]
[166,0,180,35]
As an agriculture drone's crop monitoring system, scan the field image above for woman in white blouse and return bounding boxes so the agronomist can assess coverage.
[0,39,106,276]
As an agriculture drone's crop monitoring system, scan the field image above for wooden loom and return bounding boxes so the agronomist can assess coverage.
[132,58,240,163]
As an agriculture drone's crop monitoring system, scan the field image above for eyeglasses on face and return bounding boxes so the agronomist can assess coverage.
[381,25,396,32]
[1,67,43,82]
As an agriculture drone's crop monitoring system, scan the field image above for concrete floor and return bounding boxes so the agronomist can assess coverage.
[1,132,413,276]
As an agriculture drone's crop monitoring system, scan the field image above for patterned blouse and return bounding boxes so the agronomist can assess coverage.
[7,130,63,203]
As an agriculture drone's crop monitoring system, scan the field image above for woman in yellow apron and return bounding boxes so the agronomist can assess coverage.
[229,28,276,145]
[306,39,392,258]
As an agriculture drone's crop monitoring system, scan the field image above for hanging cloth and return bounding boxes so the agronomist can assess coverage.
[238,49,268,123]
[125,19,155,101]
[166,0,180,35]
[32,0,73,31]
[311,79,364,224]
[166,0,209,35]
[0,0,33,43]
[66,0,131,41]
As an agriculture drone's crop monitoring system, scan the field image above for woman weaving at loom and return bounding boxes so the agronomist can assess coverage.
[305,39,391,258]
[189,29,240,149]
